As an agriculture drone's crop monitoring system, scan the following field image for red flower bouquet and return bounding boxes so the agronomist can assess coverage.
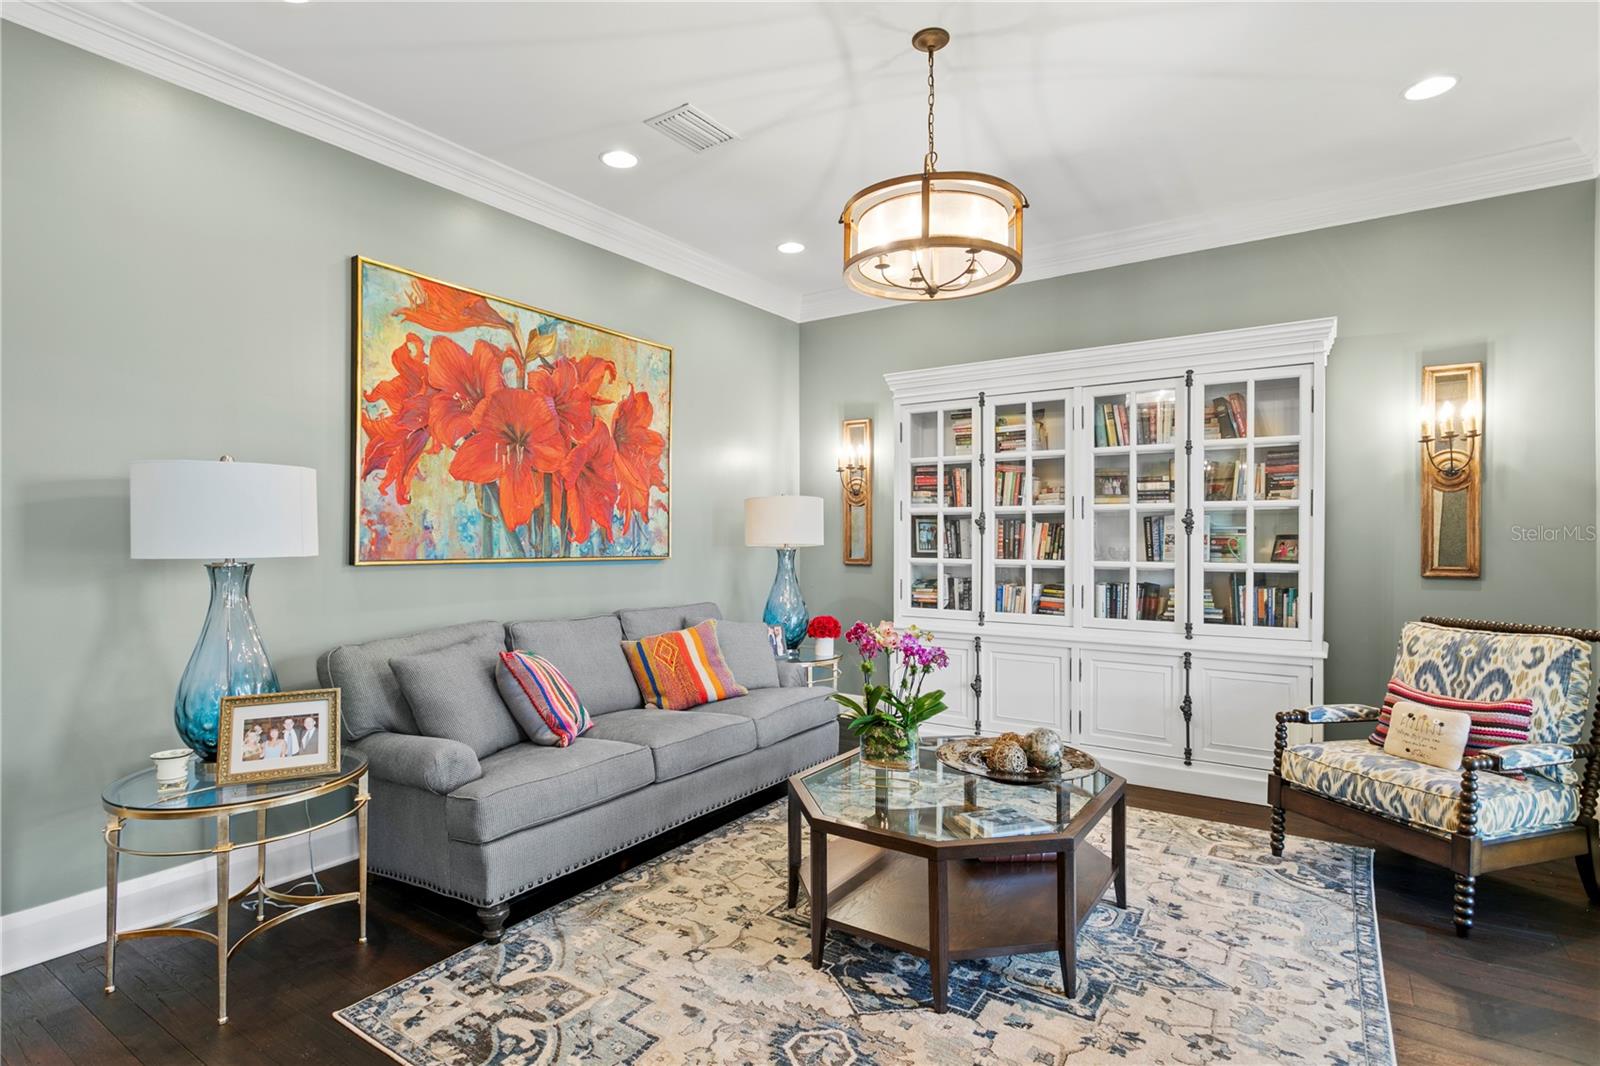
[807,615,842,639]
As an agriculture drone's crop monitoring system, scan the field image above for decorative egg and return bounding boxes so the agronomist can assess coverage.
[985,740,1028,774]
[1024,728,1062,770]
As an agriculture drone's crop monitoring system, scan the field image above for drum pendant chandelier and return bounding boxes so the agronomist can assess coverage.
[840,27,1028,302]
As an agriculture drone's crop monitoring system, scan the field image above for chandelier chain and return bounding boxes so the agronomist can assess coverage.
[924,47,938,173]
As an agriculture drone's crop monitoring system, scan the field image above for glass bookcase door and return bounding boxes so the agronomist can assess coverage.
[1084,381,1182,629]
[987,393,1071,623]
[1192,368,1311,637]
[903,401,978,620]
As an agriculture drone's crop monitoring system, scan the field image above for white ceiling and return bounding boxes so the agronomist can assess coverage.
[26,2,1600,320]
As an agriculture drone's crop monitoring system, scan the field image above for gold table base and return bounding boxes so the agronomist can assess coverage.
[104,770,369,1025]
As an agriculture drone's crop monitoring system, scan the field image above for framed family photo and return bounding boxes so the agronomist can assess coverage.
[217,689,342,786]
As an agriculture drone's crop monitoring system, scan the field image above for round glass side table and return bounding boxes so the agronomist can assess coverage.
[101,752,369,1024]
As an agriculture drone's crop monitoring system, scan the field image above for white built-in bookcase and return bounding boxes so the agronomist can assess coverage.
[887,318,1333,802]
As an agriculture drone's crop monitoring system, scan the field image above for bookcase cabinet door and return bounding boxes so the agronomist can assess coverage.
[1191,658,1313,770]
[981,641,1069,735]
[921,638,976,734]
[899,399,979,622]
[1073,649,1184,758]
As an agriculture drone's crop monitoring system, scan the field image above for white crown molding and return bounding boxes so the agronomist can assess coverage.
[1,0,801,321]
[0,821,357,975]
[801,138,1598,322]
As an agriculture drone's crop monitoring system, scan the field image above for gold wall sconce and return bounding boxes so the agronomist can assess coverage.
[838,419,873,565]
[1418,362,1483,577]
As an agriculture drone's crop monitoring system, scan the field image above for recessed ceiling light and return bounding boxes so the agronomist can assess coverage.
[777,241,806,255]
[600,150,638,169]
[284,0,311,5]
[1403,75,1457,101]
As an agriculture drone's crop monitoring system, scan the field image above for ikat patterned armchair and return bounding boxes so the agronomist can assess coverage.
[1268,617,1600,937]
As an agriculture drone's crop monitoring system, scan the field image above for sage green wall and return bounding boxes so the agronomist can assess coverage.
[0,26,799,914]
[798,181,1598,702]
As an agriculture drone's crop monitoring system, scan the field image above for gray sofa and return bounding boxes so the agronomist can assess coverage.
[318,601,838,940]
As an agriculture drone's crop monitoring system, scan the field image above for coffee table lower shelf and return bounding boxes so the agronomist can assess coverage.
[799,836,1115,1007]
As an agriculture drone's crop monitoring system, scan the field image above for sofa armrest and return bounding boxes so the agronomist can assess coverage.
[1299,703,1382,725]
[352,732,482,795]
[777,661,808,688]
[1476,742,1593,773]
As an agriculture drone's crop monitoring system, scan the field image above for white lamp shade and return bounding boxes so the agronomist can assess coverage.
[130,460,318,560]
[744,495,824,548]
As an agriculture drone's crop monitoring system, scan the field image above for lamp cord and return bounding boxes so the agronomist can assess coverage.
[241,800,326,916]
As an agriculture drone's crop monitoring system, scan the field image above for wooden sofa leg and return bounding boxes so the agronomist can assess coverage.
[1453,875,1475,937]
[1270,804,1287,857]
[477,902,511,943]
[1578,826,1600,904]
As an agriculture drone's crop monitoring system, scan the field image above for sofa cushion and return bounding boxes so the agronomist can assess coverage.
[616,601,722,641]
[319,620,504,739]
[445,738,655,844]
[714,687,838,747]
[585,709,757,781]
[1281,739,1579,838]
[496,651,592,746]
[505,614,640,715]
[1390,620,1592,785]
[717,620,781,691]
[622,619,748,710]
[391,638,522,759]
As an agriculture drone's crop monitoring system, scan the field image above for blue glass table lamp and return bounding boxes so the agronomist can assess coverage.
[744,495,824,654]
[130,458,318,762]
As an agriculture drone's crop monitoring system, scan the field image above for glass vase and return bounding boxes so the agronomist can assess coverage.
[174,561,280,762]
[762,547,809,653]
[859,721,921,772]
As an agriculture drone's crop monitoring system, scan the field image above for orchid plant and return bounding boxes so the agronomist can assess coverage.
[828,621,949,757]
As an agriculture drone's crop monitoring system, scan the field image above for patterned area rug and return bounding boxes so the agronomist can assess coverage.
[337,804,1393,1065]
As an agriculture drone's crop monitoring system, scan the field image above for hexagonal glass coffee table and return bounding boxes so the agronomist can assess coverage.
[787,741,1126,1012]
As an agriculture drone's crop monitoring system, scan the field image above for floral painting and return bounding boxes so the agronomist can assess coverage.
[354,258,670,563]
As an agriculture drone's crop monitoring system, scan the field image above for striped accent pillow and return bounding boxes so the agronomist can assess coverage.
[622,619,748,711]
[497,651,592,746]
[1369,678,1533,775]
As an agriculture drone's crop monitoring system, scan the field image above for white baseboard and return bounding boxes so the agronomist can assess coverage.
[1,820,358,975]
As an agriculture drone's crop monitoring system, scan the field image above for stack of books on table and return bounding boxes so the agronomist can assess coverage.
[1033,582,1067,616]
[944,466,970,507]
[912,465,938,504]
[1204,392,1248,438]
[996,516,1025,560]
[1096,578,1130,619]
[1255,446,1300,499]
[1094,400,1131,447]
[949,805,1054,839]
[1142,515,1175,561]
[994,415,1028,453]
[1136,396,1177,444]
[911,577,939,609]
[1094,469,1128,503]
[949,411,973,452]
[1033,520,1065,561]
[944,575,972,611]
[994,463,1026,506]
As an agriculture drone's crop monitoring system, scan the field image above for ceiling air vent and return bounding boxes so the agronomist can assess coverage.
[644,103,737,153]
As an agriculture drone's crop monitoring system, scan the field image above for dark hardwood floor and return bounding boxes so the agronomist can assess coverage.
[4,785,1596,1065]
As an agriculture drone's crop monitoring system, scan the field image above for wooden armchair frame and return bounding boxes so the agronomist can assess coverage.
[1267,616,1600,937]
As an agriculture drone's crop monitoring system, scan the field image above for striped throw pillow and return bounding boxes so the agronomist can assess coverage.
[497,651,592,746]
[622,619,748,711]
[1369,678,1533,776]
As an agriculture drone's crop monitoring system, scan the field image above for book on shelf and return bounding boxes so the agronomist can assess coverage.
[911,577,939,609]
[1203,573,1246,625]
[911,465,938,504]
[944,575,972,612]
[1136,395,1177,445]
[949,410,973,452]
[1206,527,1245,562]
[1096,578,1130,620]
[1136,462,1174,502]
[996,516,1026,560]
[1204,458,1245,501]
[948,805,1055,839]
[1256,584,1299,627]
[1033,519,1066,561]
[941,516,969,559]
[994,414,1028,453]
[1033,482,1065,505]
[1136,581,1176,622]
[1204,392,1248,439]
[944,466,970,507]
[995,580,1027,613]
[994,463,1026,507]
[1094,469,1128,503]
[1033,582,1067,616]
[1254,445,1299,499]
[1141,515,1176,561]
[1094,399,1131,448]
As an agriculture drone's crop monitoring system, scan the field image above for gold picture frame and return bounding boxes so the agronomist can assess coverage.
[217,689,342,786]
[1420,361,1483,578]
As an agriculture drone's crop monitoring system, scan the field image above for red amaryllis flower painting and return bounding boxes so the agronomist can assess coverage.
[355,259,670,563]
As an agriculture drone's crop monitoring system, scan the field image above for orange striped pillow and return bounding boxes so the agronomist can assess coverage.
[622,619,748,710]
